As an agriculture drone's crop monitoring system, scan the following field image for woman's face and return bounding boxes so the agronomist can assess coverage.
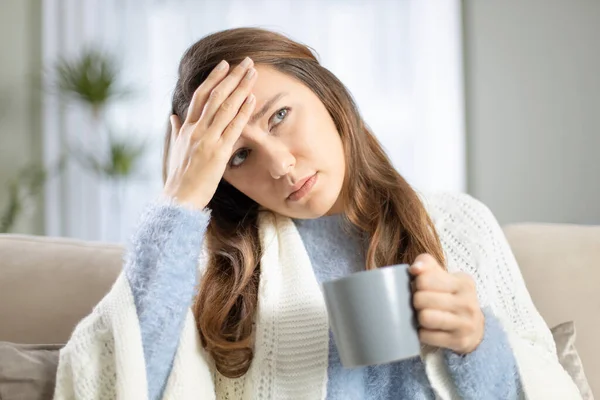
[222,64,346,219]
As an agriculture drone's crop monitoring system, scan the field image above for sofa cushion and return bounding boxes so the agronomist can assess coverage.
[0,342,62,400]
[503,223,600,398]
[551,321,593,399]
[0,234,124,344]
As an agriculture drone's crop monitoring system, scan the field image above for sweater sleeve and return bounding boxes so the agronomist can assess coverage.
[124,199,211,400]
[425,192,581,399]
[444,307,521,399]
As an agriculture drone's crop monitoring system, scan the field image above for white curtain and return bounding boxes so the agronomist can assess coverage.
[42,0,465,242]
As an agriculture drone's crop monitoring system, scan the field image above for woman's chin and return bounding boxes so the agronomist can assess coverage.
[293,193,342,219]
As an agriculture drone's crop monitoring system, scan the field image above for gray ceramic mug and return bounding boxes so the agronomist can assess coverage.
[322,263,421,368]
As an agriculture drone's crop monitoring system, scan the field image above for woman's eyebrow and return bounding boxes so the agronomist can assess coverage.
[249,92,288,125]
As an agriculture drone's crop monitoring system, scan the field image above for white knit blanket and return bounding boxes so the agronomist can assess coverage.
[53,193,581,399]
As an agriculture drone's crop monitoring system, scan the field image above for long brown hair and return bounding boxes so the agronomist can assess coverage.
[164,27,445,379]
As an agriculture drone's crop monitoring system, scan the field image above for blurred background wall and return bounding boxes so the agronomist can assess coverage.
[463,0,600,225]
[0,0,44,234]
[0,0,598,238]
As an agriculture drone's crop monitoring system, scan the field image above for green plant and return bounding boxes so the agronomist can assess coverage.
[54,47,146,181]
[55,48,131,117]
[0,158,66,233]
[72,134,147,180]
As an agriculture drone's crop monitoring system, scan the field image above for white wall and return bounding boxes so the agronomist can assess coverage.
[3,0,598,232]
[0,0,44,234]
[463,0,600,225]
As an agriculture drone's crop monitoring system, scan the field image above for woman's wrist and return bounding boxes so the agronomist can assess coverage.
[160,189,208,211]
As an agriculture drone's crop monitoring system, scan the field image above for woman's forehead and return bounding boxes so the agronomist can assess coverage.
[252,64,307,101]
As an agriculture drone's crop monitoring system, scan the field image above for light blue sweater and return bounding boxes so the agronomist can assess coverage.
[124,201,521,400]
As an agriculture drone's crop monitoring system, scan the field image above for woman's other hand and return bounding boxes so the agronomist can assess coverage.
[163,57,257,209]
[409,254,485,354]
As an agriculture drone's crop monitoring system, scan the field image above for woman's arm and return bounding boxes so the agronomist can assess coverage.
[427,192,581,399]
[124,198,210,400]
[443,307,520,399]
[409,252,520,398]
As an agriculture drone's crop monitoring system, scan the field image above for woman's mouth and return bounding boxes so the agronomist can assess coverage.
[287,173,318,201]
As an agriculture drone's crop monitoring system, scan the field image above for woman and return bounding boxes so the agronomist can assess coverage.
[53,28,580,400]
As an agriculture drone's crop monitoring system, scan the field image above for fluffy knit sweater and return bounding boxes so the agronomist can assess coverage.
[125,204,519,400]
[294,215,518,400]
[53,192,582,400]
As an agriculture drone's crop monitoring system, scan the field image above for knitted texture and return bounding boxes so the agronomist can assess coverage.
[444,307,521,399]
[294,214,433,399]
[53,192,581,400]
[124,200,210,399]
[419,192,580,400]
[295,212,519,400]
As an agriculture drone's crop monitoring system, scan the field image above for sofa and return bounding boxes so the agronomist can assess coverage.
[0,223,598,398]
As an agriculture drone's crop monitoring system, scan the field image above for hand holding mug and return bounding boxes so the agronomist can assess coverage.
[409,253,484,354]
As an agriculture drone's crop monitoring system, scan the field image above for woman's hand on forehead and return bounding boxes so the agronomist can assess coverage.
[163,58,258,209]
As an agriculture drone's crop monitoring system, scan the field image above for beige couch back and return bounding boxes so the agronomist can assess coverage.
[503,223,600,396]
[0,224,599,395]
[0,234,124,344]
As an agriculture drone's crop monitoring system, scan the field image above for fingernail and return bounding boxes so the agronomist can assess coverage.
[246,94,255,104]
[215,60,228,71]
[411,261,423,271]
[245,68,256,80]
[240,57,252,68]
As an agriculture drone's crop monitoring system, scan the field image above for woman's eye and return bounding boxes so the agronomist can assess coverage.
[229,149,250,168]
[269,107,290,129]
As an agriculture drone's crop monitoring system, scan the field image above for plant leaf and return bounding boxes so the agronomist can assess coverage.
[54,48,131,109]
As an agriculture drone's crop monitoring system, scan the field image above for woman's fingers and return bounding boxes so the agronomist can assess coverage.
[409,254,439,275]
[221,94,256,147]
[409,253,458,293]
[419,329,472,352]
[185,60,230,124]
[209,67,257,135]
[413,270,460,293]
[412,291,456,313]
[199,57,255,131]
[170,114,182,138]
[419,318,484,354]
[417,309,460,331]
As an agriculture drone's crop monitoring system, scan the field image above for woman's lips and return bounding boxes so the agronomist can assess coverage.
[288,173,318,201]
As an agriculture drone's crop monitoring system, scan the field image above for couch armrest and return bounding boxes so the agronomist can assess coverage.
[503,223,600,397]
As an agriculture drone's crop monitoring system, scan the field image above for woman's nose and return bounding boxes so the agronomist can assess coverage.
[263,141,296,179]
